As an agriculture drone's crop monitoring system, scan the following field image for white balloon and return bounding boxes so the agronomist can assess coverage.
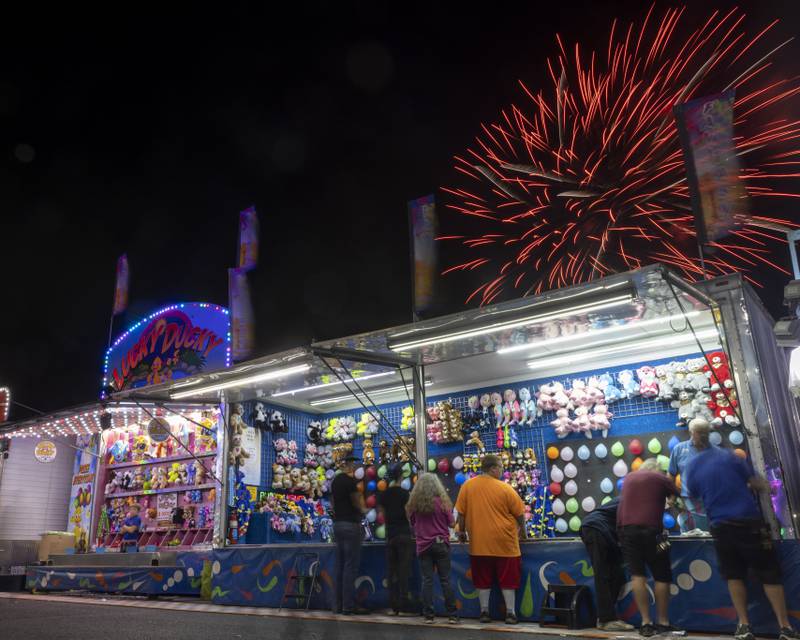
[555,518,568,533]
[564,480,578,496]
[560,446,574,462]
[613,459,628,478]
[366,509,377,523]
[452,456,464,470]
[594,443,608,459]
[709,432,722,446]
[550,465,564,483]
[582,497,596,512]
[600,477,614,494]
[564,463,578,479]
[552,498,566,515]
[577,445,591,461]
[354,467,365,480]
[401,478,412,491]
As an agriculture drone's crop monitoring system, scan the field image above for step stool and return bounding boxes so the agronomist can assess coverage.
[280,552,320,611]
[539,583,595,629]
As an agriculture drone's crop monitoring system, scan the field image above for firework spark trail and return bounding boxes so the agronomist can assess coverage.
[440,5,800,304]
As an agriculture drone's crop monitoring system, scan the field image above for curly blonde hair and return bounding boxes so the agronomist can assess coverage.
[406,472,453,515]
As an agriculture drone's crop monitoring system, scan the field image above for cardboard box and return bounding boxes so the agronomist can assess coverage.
[38,532,74,562]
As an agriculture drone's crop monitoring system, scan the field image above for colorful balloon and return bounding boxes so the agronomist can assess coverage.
[564,463,578,479]
[365,495,377,508]
[616,478,625,491]
[366,466,377,480]
[428,458,437,472]
[668,436,681,452]
[594,443,608,459]
[375,525,386,539]
[561,446,574,462]
[564,480,578,496]
[400,478,412,491]
[452,456,464,470]
[555,518,568,533]
[376,512,385,525]
[438,459,450,474]
[569,516,582,532]
[734,448,747,459]
[648,438,662,454]
[709,431,722,445]
[566,498,579,513]
[631,457,643,471]
[547,446,559,460]
[611,441,625,457]
[366,508,377,523]
[663,512,676,529]
[550,465,564,483]
[601,496,613,505]
[675,473,682,490]
[629,439,643,455]
[552,498,566,515]
[657,454,670,472]
[729,430,744,446]
[600,477,614,494]
[549,482,562,495]
[582,497,596,512]
[454,472,466,486]
[577,445,590,461]
[367,480,377,492]
[613,459,628,478]
[377,466,387,479]
[377,480,387,492]
[354,467,365,480]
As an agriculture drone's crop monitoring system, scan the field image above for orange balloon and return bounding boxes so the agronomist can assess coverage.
[734,448,747,459]
[631,457,644,471]
[675,473,682,490]
[547,446,559,460]
[377,480,387,492]
[357,482,365,493]
[412,475,417,484]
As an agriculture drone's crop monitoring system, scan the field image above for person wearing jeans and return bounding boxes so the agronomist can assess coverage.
[330,455,367,615]
[378,464,414,614]
[407,473,457,624]
[668,419,713,533]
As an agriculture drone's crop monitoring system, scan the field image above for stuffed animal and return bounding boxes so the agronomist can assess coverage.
[568,379,591,408]
[400,406,415,431]
[704,351,733,392]
[362,438,375,465]
[585,376,605,405]
[304,443,318,468]
[466,430,485,451]
[104,471,119,495]
[671,360,689,393]
[132,435,149,462]
[287,440,299,466]
[655,364,675,401]
[672,390,694,427]
[154,467,168,489]
[518,387,537,423]
[109,439,128,464]
[552,382,572,409]
[168,462,182,485]
[254,403,269,430]
[503,389,521,425]
[357,413,379,437]
[269,410,287,433]
[274,438,290,466]
[708,390,740,427]
[685,358,709,392]
[479,393,493,427]
[617,369,639,398]
[597,373,623,403]
[307,421,323,445]
[229,431,250,466]
[491,392,504,448]
[690,390,715,423]
[536,383,556,413]
[636,366,659,398]
[550,408,574,438]
[378,439,391,465]
[590,403,612,432]
[572,406,592,434]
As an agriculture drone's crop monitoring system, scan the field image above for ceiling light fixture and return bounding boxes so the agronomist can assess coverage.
[170,364,311,399]
[309,380,433,407]
[272,370,395,397]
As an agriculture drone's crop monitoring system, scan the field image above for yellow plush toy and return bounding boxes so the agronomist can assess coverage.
[168,462,181,485]
[401,406,414,431]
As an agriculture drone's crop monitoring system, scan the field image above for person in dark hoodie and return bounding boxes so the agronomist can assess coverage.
[580,497,634,631]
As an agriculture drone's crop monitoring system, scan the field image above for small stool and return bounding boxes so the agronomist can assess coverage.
[539,584,595,629]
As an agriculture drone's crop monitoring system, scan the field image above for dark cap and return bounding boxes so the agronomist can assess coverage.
[389,463,404,481]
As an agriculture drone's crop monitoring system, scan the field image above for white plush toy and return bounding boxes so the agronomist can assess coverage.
[590,403,612,434]
[655,364,675,401]
[550,408,574,438]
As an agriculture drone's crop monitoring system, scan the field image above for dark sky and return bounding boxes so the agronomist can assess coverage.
[2,2,798,419]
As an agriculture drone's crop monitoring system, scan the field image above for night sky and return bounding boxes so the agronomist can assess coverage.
[1,2,797,419]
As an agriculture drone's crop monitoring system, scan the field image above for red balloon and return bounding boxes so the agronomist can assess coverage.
[365,494,377,508]
[549,482,562,496]
[365,466,377,480]
[376,512,385,525]
[438,459,450,474]
[629,439,643,455]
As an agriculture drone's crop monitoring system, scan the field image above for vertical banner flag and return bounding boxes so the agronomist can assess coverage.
[229,268,255,361]
[408,195,438,318]
[113,253,129,315]
[238,206,259,271]
[66,434,99,552]
[673,91,746,243]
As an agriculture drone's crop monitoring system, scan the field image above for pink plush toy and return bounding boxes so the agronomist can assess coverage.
[536,384,556,413]
[590,403,613,432]
[585,376,606,405]
[550,408,574,438]
[551,382,572,409]
[572,406,592,434]
[503,389,521,425]
[569,379,591,408]
[637,366,659,398]
[492,392,504,447]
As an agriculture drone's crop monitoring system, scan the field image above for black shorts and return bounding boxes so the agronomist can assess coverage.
[620,525,672,583]
[711,519,782,584]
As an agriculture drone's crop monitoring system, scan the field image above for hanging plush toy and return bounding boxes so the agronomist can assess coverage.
[572,406,592,435]
[400,406,415,431]
[585,376,606,405]
[672,390,694,427]
[466,430,485,451]
[254,403,269,431]
[704,351,734,392]
[590,403,613,434]
[684,358,709,393]
[307,421,323,445]
[617,370,639,398]
[503,389,521,425]
[550,408,574,438]
[518,387,536,424]
[655,364,675,401]
[269,410,287,433]
[362,438,375,465]
[552,382,573,409]
[708,390,740,427]
[492,392,504,448]
[636,366,659,398]
[478,394,493,427]
[378,439,391,465]
[597,373,623,403]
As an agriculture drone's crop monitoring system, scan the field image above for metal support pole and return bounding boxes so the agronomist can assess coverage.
[412,365,428,470]
[788,230,800,281]
[214,397,230,548]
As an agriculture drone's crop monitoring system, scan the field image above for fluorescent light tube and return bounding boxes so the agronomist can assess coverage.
[498,311,703,355]
[170,364,311,399]
[389,290,634,352]
[309,380,433,407]
[271,370,395,397]
[526,329,720,370]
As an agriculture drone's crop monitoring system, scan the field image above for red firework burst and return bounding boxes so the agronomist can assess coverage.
[440,5,800,305]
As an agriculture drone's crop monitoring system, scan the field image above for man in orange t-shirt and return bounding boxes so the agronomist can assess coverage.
[455,454,526,624]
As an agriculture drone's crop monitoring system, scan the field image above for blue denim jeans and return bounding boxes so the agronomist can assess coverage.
[333,521,363,612]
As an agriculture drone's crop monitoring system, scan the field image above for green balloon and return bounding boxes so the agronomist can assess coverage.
[648,438,662,454]
[566,498,579,514]
[611,441,625,457]
[601,496,613,506]
[657,454,670,472]
[427,458,436,472]
[375,525,386,539]
[402,463,412,478]
[378,465,388,479]
[569,516,582,532]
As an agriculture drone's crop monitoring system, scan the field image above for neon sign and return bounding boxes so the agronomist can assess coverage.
[102,303,231,394]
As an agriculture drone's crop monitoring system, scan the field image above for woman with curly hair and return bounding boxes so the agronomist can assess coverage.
[406,472,458,624]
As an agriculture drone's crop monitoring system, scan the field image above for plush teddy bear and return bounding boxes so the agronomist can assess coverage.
[104,471,119,495]
[704,351,733,392]
[550,408,574,438]
[672,390,694,427]
[357,413,379,437]
[568,379,591,408]
[690,389,714,423]
[572,406,592,434]
[362,438,375,465]
[155,467,168,489]
[590,403,613,432]
[585,376,606,405]
[269,410,287,433]
[671,360,689,393]
[685,358,709,393]
[617,369,639,398]
[708,390,740,427]
[552,382,573,409]
[306,421,323,445]
[378,439,391,465]
[597,373,624,403]
[636,366,659,398]
[655,364,675,401]
[272,464,286,490]
[254,402,269,431]
[466,430,485,451]
[400,406,415,431]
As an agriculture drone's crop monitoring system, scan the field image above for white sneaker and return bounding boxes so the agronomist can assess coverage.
[599,620,636,631]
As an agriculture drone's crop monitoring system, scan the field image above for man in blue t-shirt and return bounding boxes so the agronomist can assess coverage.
[668,418,711,533]
[120,503,142,552]
[685,422,798,640]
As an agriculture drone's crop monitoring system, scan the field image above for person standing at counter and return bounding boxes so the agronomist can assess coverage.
[685,430,799,640]
[455,454,526,625]
[120,503,142,552]
[617,458,680,637]
[579,497,634,631]
[668,418,711,533]
[331,455,368,615]
[378,464,414,616]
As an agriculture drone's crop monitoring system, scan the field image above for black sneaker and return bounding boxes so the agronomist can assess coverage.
[448,615,459,624]
[657,624,686,636]
[479,611,492,623]
[640,623,658,637]
[734,624,755,640]
[424,616,435,624]
[505,612,518,625]
[779,627,800,640]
